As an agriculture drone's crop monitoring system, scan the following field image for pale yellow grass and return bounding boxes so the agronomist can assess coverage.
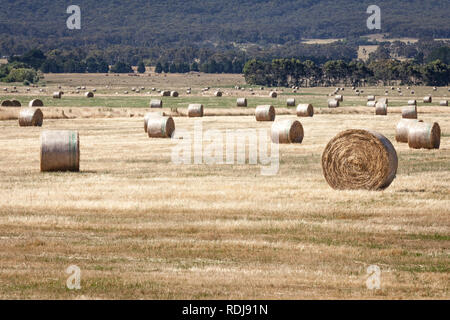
[0,111,449,299]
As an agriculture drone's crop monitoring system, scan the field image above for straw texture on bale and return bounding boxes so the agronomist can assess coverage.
[187,104,204,117]
[401,106,417,119]
[269,91,277,98]
[395,119,422,143]
[236,98,247,107]
[271,119,304,144]
[367,101,376,108]
[367,95,376,101]
[296,104,314,117]
[53,92,62,99]
[321,129,398,190]
[408,122,440,149]
[286,98,296,107]
[423,96,432,103]
[375,102,387,115]
[439,100,448,106]
[408,100,417,106]
[170,91,179,97]
[85,92,94,98]
[328,99,339,108]
[255,105,275,121]
[11,100,21,107]
[144,112,164,133]
[335,95,343,102]
[150,99,163,108]
[147,116,175,138]
[29,99,43,107]
[40,130,80,172]
[19,108,43,127]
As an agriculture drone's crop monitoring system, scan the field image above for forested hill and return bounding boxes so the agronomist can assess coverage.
[0,0,449,55]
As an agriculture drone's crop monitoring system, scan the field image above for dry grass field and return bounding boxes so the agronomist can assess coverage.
[0,73,449,299]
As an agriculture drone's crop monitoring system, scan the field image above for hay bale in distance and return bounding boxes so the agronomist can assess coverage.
[423,96,432,103]
[147,116,175,138]
[367,95,376,101]
[375,102,387,115]
[335,94,343,102]
[150,99,163,108]
[40,130,80,172]
[144,112,164,133]
[269,91,277,98]
[11,100,21,107]
[19,108,43,127]
[367,101,376,108]
[271,119,304,144]
[85,92,94,98]
[296,104,314,117]
[395,119,422,143]
[53,91,62,99]
[255,105,275,121]
[286,98,296,107]
[439,100,448,106]
[401,106,417,119]
[1,100,13,107]
[170,91,179,97]
[236,98,247,107]
[321,129,398,190]
[161,90,171,97]
[328,99,339,108]
[214,91,222,97]
[408,122,440,149]
[29,99,44,107]
[188,104,204,117]
[407,100,417,106]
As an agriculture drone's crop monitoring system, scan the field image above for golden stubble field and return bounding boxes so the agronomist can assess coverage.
[0,73,449,299]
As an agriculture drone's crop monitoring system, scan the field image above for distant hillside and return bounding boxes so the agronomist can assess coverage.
[0,0,449,55]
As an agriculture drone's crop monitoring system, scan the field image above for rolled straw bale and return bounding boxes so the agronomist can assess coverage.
[328,99,339,108]
[53,91,62,99]
[147,116,175,138]
[85,92,94,98]
[439,100,448,106]
[269,91,277,98]
[367,95,376,101]
[170,91,179,97]
[423,96,432,103]
[40,130,79,172]
[144,112,164,132]
[29,99,43,107]
[255,105,275,121]
[395,119,422,143]
[19,108,43,127]
[11,100,21,107]
[401,106,417,119]
[411,90,415,95]
[161,90,170,97]
[296,104,314,117]
[150,99,163,108]
[321,129,398,190]
[187,104,204,117]
[236,98,247,107]
[286,98,296,107]
[407,100,417,106]
[408,122,440,149]
[367,101,376,108]
[335,94,343,102]
[271,119,304,144]
[375,102,387,115]
[214,91,222,97]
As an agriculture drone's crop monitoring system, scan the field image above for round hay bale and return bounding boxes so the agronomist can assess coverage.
[367,95,376,101]
[439,100,448,106]
[236,98,247,107]
[161,90,170,97]
[255,105,275,121]
[375,102,387,115]
[186,90,191,94]
[269,91,277,98]
[124,91,128,94]
[214,91,222,97]
[29,99,44,107]
[53,91,62,99]
[188,104,204,117]
[407,100,417,106]
[328,99,339,108]
[408,122,440,149]
[11,100,21,107]
[433,87,437,91]
[85,92,94,98]
[40,130,80,172]
[322,129,398,190]
[395,119,423,143]
[286,98,296,107]
[144,112,164,133]
[401,106,417,119]
[271,119,304,144]
[335,95,343,102]
[150,99,163,108]
[367,101,376,108]
[170,91,179,97]
[423,96,432,103]
[147,116,175,138]
[296,104,314,117]
[411,90,415,95]
[19,108,43,127]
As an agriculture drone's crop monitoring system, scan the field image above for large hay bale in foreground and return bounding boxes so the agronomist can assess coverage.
[423,96,432,103]
[269,91,277,98]
[375,102,387,115]
[286,98,296,107]
[147,116,175,138]
[396,119,422,143]
[255,105,275,121]
[19,108,43,127]
[1,100,13,107]
[144,112,164,133]
[236,98,247,107]
[188,104,204,117]
[53,92,62,99]
[85,91,94,98]
[401,106,417,119]
[271,119,304,144]
[296,104,314,117]
[367,101,376,108]
[11,100,21,107]
[408,122,440,149]
[322,129,398,190]
[439,100,448,106]
[40,130,79,172]
[328,99,339,108]
[150,99,163,108]
[29,99,44,107]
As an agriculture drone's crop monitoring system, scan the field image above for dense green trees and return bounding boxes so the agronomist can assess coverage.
[110,62,133,73]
